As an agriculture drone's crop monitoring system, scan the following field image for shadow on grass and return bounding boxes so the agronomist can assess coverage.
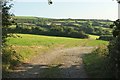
[2,62,86,78]
[82,53,115,78]
[2,46,114,78]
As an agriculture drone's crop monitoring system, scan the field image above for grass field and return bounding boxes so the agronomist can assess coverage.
[7,34,108,46]
[88,34,100,39]
[6,34,108,61]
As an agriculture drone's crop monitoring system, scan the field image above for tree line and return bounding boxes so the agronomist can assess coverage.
[8,17,112,39]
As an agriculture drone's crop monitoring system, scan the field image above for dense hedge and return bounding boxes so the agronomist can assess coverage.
[98,35,113,41]
[9,25,89,39]
[108,19,120,78]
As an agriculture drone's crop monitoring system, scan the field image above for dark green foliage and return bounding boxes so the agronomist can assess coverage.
[68,31,88,38]
[92,21,100,26]
[83,45,114,78]
[12,17,112,39]
[80,22,94,34]
[78,21,111,35]
[9,23,89,38]
[98,35,113,41]
[1,0,22,74]
[50,26,64,34]
[112,19,120,37]
[2,0,14,44]
[83,19,120,78]
[2,45,21,78]
[108,19,120,78]
[2,46,21,67]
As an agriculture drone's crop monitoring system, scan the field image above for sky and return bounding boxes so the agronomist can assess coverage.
[11,0,118,20]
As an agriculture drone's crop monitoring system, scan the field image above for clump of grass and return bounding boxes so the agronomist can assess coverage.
[92,45,109,56]
[11,45,49,62]
[83,45,113,78]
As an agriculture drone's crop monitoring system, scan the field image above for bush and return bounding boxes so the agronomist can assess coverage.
[108,36,120,78]
[95,45,108,55]
[107,19,120,78]
[2,45,22,69]
[98,35,113,41]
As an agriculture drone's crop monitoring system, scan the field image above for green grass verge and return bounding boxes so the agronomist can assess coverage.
[83,45,113,78]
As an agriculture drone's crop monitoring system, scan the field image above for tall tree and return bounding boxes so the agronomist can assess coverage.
[108,19,120,78]
[1,0,14,45]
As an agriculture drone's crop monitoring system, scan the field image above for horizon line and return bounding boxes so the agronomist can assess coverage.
[15,15,115,21]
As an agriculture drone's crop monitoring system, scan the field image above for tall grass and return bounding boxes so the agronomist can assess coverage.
[83,45,114,78]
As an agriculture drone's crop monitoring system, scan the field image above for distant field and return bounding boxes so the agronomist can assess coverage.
[88,34,100,39]
[7,34,108,47]
[13,16,37,19]
[13,16,48,20]
[9,25,16,28]
[6,34,108,61]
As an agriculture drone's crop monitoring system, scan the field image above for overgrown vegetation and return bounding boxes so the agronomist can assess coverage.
[1,0,19,77]
[2,46,21,70]
[83,45,113,78]
[108,19,120,78]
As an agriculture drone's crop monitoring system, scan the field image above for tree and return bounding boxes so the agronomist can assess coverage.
[80,21,94,34]
[108,19,120,78]
[1,0,14,45]
[1,0,22,75]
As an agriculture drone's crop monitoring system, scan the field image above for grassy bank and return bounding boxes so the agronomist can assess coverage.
[83,45,113,78]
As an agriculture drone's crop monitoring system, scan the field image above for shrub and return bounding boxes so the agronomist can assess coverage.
[98,35,113,41]
[2,45,22,69]
[92,45,108,56]
[108,19,120,78]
